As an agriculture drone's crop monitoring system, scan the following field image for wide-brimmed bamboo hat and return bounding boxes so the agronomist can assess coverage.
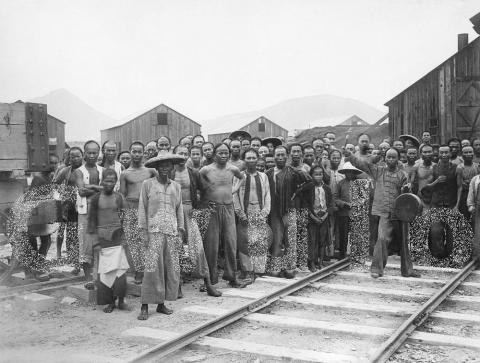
[338,162,363,175]
[145,151,186,168]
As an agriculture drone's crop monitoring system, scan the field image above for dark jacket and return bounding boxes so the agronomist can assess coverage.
[171,166,201,209]
[303,183,334,219]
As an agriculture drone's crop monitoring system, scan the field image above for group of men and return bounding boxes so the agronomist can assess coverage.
[27,129,480,319]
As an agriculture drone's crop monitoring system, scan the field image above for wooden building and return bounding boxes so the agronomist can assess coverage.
[208,116,288,144]
[386,14,480,143]
[101,104,201,150]
[47,114,66,158]
[336,114,369,127]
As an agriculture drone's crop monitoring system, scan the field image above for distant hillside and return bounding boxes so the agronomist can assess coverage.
[204,95,385,135]
[29,89,118,141]
[295,122,389,146]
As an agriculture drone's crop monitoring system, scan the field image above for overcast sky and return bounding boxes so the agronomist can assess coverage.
[1,0,479,121]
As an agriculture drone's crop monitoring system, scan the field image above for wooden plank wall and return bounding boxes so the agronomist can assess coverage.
[101,105,201,150]
[47,115,65,158]
[387,37,480,144]
[0,103,28,171]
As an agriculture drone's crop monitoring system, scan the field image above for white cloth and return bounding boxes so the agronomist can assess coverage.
[98,246,129,288]
[76,164,103,214]
[314,185,327,214]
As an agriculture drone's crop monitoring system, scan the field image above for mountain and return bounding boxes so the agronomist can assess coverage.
[29,89,118,141]
[204,95,385,135]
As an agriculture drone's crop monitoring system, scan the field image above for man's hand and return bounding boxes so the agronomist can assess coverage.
[468,206,475,215]
[435,175,447,184]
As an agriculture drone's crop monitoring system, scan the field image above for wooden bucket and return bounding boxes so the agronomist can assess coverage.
[394,193,423,222]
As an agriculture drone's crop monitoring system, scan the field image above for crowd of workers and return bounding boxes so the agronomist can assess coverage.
[24,129,480,319]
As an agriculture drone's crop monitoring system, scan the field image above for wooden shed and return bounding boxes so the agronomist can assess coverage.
[208,116,288,144]
[386,15,480,144]
[47,114,66,158]
[100,104,201,150]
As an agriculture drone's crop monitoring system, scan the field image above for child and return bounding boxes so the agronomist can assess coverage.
[307,165,333,271]
[87,169,129,313]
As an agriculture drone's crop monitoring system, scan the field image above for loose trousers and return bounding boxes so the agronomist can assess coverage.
[370,216,413,276]
[203,204,237,284]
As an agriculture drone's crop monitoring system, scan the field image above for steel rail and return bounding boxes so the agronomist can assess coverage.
[129,257,351,363]
[0,275,84,302]
[369,259,478,363]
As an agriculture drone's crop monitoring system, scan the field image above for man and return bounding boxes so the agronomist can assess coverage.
[303,145,315,167]
[185,145,203,170]
[87,169,129,313]
[421,131,431,146]
[432,144,440,164]
[200,144,245,287]
[250,137,262,152]
[461,139,471,148]
[233,149,271,281]
[74,140,104,289]
[410,144,436,203]
[266,146,309,278]
[120,141,157,284]
[448,138,463,165]
[53,147,83,268]
[100,141,124,191]
[404,147,418,177]
[172,145,221,297]
[392,140,405,152]
[137,152,185,319]
[423,145,462,258]
[456,145,479,218]
[345,143,355,154]
[325,132,336,148]
[229,139,246,171]
[377,142,390,166]
[312,138,324,163]
[289,143,310,173]
[472,138,480,164]
[192,135,205,148]
[265,154,275,170]
[201,142,215,167]
[118,151,131,169]
[256,157,266,173]
[178,136,191,150]
[241,138,251,153]
[326,149,345,257]
[346,148,418,278]
[355,134,371,159]
[157,136,171,152]
[258,145,269,159]
[144,141,158,160]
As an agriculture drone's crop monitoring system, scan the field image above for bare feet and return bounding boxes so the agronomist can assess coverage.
[206,284,222,297]
[177,285,183,299]
[103,303,115,313]
[137,305,148,320]
[156,303,173,315]
[199,284,206,292]
[118,298,130,311]
[228,280,247,288]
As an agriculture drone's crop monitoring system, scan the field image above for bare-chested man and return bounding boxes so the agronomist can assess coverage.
[120,141,157,284]
[410,144,436,206]
[74,140,104,289]
[53,147,84,270]
[229,139,246,171]
[200,143,245,287]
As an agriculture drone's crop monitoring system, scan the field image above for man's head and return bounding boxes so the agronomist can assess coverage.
[145,141,158,160]
[392,140,404,152]
[179,136,191,150]
[472,138,480,156]
[378,142,390,157]
[461,139,471,148]
[192,135,205,147]
[69,147,83,168]
[250,137,262,151]
[420,144,433,165]
[386,148,400,169]
[329,149,342,170]
[130,141,145,164]
[438,145,451,162]
[274,146,288,168]
[447,138,461,158]
[214,143,230,165]
[325,132,336,144]
[258,145,269,159]
[118,151,131,169]
[84,140,101,166]
[241,139,251,151]
[312,138,324,157]
[173,145,189,166]
[303,145,315,166]
[289,143,303,164]
[399,150,407,164]
[190,145,202,164]
[462,145,474,163]
[265,154,275,170]
[422,131,431,144]
[102,140,117,164]
[202,142,214,160]
[49,153,59,172]
[322,137,331,151]
[368,143,375,155]
[230,139,241,157]
[243,149,259,171]
[256,158,266,173]
[156,160,174,178]
[157,136,171,151]
[345,144,355,153]
[406,147,418,164]
[357,133,370,153]
[432,144,440,163]
[102,169,118,194]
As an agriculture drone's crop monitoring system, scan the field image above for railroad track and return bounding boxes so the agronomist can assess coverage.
[123,257,480,363]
